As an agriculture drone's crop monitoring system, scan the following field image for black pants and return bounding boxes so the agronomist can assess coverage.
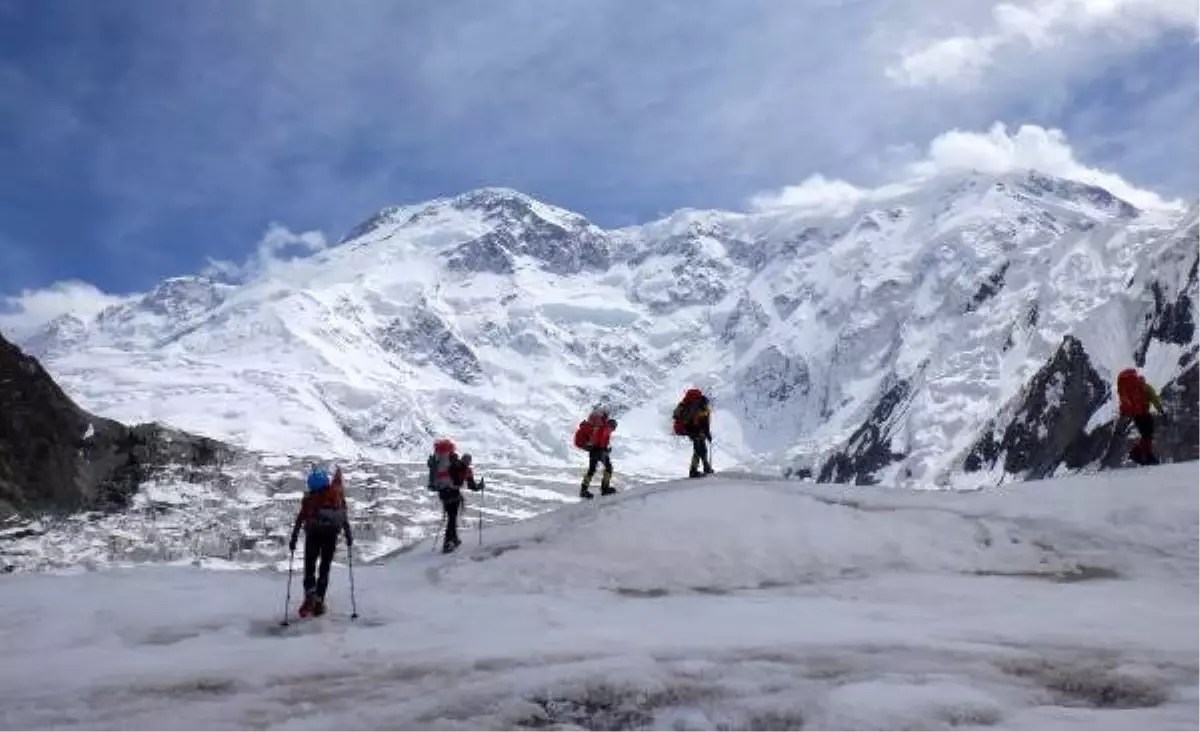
[441,493,463,546]
[582,448,613,492]
[689,435,712,474]
[303,529,337,599]
[1132,414,1155,441]
[1130,414,1159,464]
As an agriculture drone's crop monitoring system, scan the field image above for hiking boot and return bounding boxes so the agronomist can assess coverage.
[703,465,714,475]
[689,469,701,478]
[298,593,317,618]
[442,538,462,554]
[312,598,327,617]
[580,488,594,500]
[600,487,616,496]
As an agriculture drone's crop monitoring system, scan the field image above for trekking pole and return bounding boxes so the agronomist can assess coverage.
[280,548,295,627]
[1101,416,1127,469]
[431,508,444,553]
[478,479,485,547]
[347,543,359,621]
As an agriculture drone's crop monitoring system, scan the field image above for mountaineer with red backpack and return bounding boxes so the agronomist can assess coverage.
[1116,367,1166,465]
[573,406,617,499]
[427,438,483,554]
[672,388,713,478]
[289,465,353,617]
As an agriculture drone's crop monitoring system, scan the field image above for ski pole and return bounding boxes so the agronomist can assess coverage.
[280,548,295,627]
[347,543,359,621]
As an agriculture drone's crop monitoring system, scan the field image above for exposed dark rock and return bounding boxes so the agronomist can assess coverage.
[446,230,517,275]
[1154,360,1199,463]
[1137,274,1195,367]
[720,295,771,345]
[452,189,611,274]
[724,235,770,271]
[736,346,810,406]
[963,428,1001,473]
[0,333,233,518]
[1025,302,1040,328]
[772,293,803,320]
[963,336,1108,479]
[1016,172,1141,219]
[818,376,914,485]
[966,261,1010,313]
[339,205,402,243]
[376,306,484,385]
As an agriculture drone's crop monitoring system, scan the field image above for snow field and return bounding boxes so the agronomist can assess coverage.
[0,463,1195,730]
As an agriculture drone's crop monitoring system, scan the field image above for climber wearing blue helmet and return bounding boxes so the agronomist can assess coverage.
[289,464,352,617]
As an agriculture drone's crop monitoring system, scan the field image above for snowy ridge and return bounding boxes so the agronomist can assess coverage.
[17,171,1198,484]
[1,464,1195,729]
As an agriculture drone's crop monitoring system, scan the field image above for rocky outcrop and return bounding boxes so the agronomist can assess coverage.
[1155,360,1200,463]
[963,336,1109,480]
[0,333,234,518]
[814,376,914,485]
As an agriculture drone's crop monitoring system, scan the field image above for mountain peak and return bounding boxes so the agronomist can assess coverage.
[339,187,589,246]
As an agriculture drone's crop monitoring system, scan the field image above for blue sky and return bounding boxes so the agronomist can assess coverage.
[0,0,1196,322]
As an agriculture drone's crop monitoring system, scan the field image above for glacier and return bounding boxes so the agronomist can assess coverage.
[0,463,1195,730]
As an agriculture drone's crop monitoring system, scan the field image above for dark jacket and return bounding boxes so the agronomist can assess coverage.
[428,452,480,502]
[290,470,352,547]
[673,396,712,439]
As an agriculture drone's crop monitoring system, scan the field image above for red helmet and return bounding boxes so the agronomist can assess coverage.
[434,438,456,455]
[684,388,704,402]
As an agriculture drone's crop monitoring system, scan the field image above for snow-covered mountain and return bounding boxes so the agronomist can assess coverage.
[17,172,1199,486]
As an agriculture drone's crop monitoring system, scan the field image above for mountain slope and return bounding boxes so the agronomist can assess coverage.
[16,175,1198,484]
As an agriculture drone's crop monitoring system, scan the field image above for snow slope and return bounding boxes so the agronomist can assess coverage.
[15,175,1198,483]
[1,464,1195,730]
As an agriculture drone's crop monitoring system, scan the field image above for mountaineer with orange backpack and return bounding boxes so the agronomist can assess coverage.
[672,388,713,478]
[1116,367,1166,465]
[573,406,617,499]
[289,465,353,617]
[427,438,483,554]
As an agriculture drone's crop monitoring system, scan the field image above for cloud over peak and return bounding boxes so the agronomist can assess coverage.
[750,122,1185,214]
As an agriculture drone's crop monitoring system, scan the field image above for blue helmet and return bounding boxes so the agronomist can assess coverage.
[307,467,332,493]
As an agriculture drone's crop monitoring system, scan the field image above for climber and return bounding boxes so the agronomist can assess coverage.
[1116,367,1166,465]
[427,438,483,553]
[573,406,617,499]
[672,388,713,477]
[289,464,353,617]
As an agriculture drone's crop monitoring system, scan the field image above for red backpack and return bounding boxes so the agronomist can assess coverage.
[672,389,706,435]
[573,420,591,450]
[1117,368,1147,416]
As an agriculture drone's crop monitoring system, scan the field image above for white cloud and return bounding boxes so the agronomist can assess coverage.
[202,223,328,282]
[748,175,910,217]
[750,122,1184,213]
[888,0,1198,87]
[0,280,133,341]
[0,224,329,343]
